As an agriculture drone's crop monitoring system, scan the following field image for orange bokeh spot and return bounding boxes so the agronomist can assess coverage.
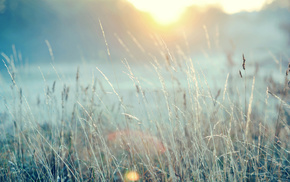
[125,171,140,181]
[107,130,166,155]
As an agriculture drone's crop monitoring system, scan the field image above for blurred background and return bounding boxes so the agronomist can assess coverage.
[0,0,289,105]
[0,0,289,66]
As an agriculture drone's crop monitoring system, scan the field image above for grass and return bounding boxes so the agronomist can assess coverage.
[0,45,289,182]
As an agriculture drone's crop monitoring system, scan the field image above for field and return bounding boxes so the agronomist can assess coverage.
[0,46,289,181]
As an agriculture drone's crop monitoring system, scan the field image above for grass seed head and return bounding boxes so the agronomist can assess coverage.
[242,54,246,70]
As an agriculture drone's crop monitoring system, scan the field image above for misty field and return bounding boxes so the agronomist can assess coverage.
[0,1,290,181]
[0,46,289,181]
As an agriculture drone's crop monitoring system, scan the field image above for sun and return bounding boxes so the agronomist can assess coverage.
[126,0,192,25]
[126,0,269,25]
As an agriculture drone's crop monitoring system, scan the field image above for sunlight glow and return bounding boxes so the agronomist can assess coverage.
[127,0,193,25]
[199,0,270,14]
[127,0,268,25]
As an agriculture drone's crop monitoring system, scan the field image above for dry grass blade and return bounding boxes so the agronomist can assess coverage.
[245,76,255,140]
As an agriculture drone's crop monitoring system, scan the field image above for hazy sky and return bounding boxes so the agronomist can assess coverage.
[127,0,271,24]
[0,0,288,63]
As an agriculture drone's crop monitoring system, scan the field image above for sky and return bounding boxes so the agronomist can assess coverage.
[0,0,288,65]
[127,0,272,24]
